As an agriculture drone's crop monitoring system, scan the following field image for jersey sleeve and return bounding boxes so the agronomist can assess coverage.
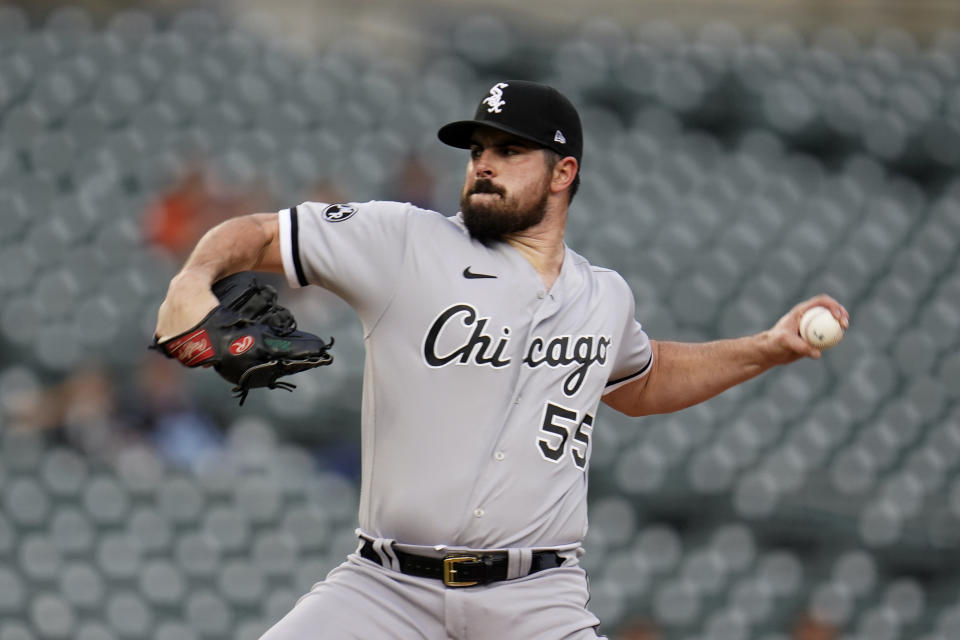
[604,277,654,395]
[278,201,410,323]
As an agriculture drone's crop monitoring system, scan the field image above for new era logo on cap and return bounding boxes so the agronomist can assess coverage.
[554,130,566,144]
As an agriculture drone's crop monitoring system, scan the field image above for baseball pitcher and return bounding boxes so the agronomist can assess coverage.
[154,80,849,639]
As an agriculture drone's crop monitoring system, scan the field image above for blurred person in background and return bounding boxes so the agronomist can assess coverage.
[127,354,225,471]
[793,613,837,640]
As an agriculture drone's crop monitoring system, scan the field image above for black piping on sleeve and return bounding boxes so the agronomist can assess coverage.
[289,206,308,287]
[605,355,653,388]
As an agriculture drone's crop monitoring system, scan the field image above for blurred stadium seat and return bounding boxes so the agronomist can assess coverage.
[0,2,956,638]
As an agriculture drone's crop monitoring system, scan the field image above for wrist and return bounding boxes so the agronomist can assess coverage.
[753,329,793,368]
[170,265,219,292]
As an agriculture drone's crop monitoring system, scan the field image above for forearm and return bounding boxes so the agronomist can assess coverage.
[616,335,780,416]
[156,213,281,339]
[176,213,281,282]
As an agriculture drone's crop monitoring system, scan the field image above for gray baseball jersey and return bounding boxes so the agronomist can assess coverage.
[277,200,652,550]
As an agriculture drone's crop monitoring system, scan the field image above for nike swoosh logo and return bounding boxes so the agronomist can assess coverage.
[463,266,497,280]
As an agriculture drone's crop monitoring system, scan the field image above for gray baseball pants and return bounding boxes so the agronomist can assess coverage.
[259,552,605,639]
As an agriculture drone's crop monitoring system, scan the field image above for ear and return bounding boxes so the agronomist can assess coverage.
[550,157,578,195]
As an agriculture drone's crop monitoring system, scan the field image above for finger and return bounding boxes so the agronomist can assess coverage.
[799,294,851,330]
[785,331,821,359]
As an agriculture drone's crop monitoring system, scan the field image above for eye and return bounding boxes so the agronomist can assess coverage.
[469,147,482,159]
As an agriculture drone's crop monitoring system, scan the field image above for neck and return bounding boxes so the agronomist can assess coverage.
[505,204,567,291]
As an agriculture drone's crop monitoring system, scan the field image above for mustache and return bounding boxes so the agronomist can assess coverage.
[469,179,505,196]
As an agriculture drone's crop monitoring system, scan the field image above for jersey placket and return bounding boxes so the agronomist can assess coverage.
[454,254,570,543]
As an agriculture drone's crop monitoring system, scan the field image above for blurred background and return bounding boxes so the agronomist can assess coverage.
[0,1,959,639]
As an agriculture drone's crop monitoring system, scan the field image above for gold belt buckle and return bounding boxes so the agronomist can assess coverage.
[443,555,480,587]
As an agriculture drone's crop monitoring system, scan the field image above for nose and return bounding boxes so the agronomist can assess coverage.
[473,149,495,178]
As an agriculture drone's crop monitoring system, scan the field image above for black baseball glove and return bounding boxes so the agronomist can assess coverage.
[152,272,333,405]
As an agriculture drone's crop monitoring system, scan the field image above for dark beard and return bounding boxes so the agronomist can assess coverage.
[460,179,549,242]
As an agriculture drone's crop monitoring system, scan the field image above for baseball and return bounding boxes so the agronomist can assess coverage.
[799,306,844,350]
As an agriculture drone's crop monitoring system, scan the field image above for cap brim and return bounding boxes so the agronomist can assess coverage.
[437,120,548,151]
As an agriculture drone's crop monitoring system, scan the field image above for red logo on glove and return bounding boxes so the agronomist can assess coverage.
[166,329,215,366]
[230,335,256,355]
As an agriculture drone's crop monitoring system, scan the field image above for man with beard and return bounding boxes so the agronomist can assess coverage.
[155,80,848,639]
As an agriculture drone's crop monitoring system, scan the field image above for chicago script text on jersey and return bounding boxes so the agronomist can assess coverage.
[422,303,610,396]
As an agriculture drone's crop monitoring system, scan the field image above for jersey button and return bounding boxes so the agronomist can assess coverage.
[494,451,505,461]
[473,508,485,518]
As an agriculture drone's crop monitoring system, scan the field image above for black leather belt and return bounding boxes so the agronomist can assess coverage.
[359,539,563,588]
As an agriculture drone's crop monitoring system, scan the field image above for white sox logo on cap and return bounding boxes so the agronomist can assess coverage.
[437,80,583,163]
[482,82,508,114]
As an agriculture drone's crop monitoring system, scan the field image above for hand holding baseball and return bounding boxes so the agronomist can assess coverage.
[799,305,845,350]
[766,294,850,363]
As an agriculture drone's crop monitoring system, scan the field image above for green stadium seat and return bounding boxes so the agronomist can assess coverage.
[653,577,702,627]
[217,559,266,607]
[832,548,877,597]
[906,376,948,424]
[854,605,902,640]
[729,576,774,625]
[115,446,165,496]
[75,623,117,640]
[279,505,331,553]
[157,475,205,525]
[703,608,750,640]
[29,593,75,640]
[252,531,299,578]
[615,443,667,494]
[0,624,34,640]
[0,510,14,556]
[48,508,94,559]
[95,533,142,582]
[934,602,960,637]
[82,475,130,526]
[633,525,682,576]
[184,589,231,638]
[688,445,738,494]
[138,559,186,608]
[262,589,299,626]
[859,498,904,546]
[3,477,50,527]
[733,469,780,518]
[152,622,198,640]
[883,578,926,627]
[235,620,272,640]
[105,592,153,639]
[126,508,172,555]
[0,567,25,617]
[58,561,105,611]
[681,548,730,595]
[173,532,221,580]
[588,578,627,634]
[809,580,856,628]
[202,506,251,554]
[589,496,638,547]
[293,556,336,594]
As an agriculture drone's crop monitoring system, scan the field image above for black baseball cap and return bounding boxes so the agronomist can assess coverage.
[438,80,583,163]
